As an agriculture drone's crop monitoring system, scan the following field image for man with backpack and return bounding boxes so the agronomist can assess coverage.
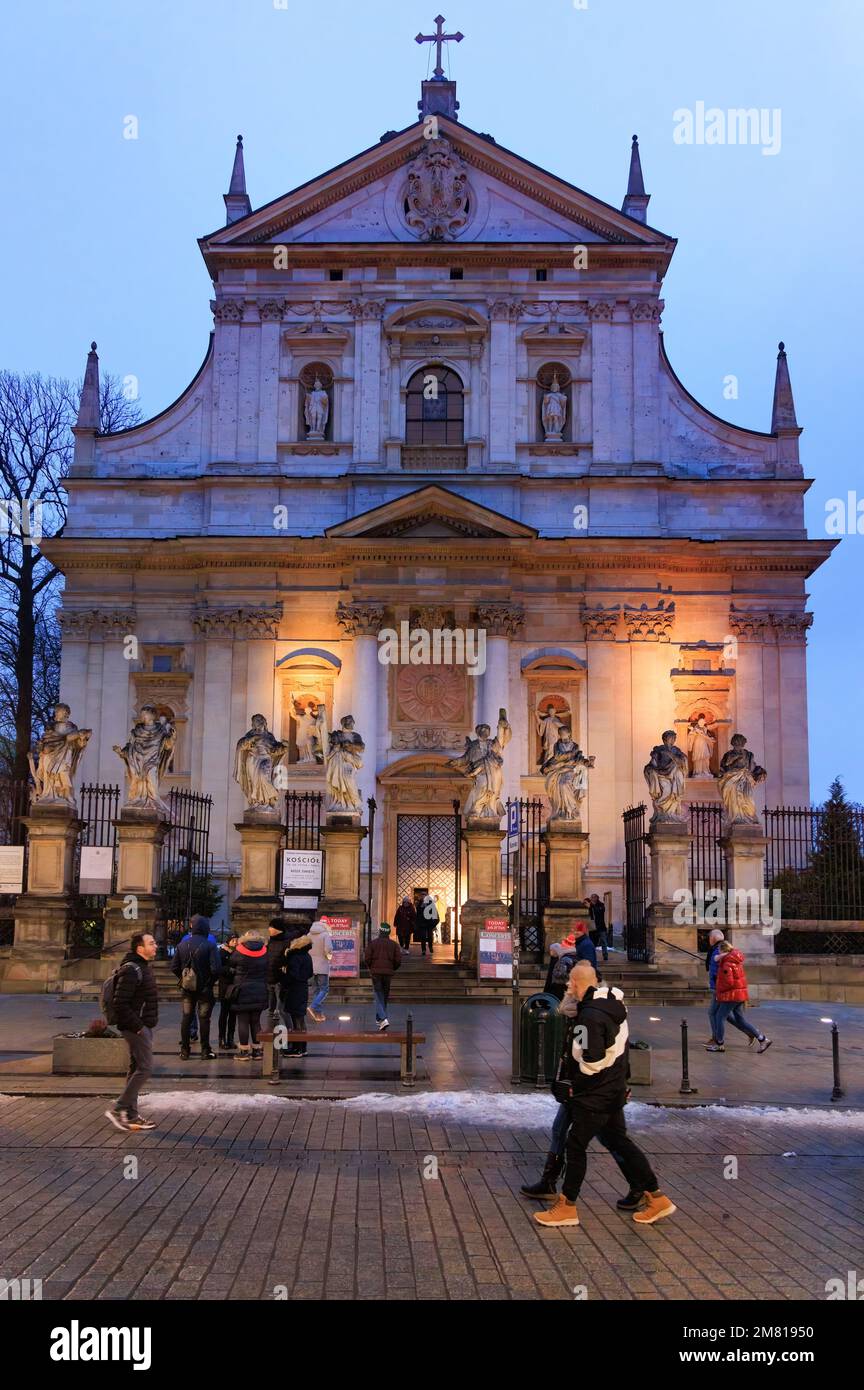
[172,914,222,1059]
[104,932,159,1132]
[544,921,597,999]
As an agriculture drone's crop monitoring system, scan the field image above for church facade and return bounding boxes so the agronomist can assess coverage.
[48,70,832,932]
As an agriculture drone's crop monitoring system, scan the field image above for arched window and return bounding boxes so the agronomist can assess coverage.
[405,366,464,445]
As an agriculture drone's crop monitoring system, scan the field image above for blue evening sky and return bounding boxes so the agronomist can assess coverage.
[1,0,861,799]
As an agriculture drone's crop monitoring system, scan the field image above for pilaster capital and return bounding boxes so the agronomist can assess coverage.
[772,612,813,643]
[335,600,386,637]
[58,607,136,640]
[474,602,524,637]
[212,299,245,324]
[192,605,282,639]
[580,605,621,640]
[624,600,676,642]
[587,301,614,323]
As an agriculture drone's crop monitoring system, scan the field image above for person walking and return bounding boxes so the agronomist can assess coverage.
[230,931,269,1060]
[365,922,402,1031]
[172,915,222,1060]
[704,928,725,1045]
[104,931,159,1132]
[588,895,609,962]
[308,918,334,1022]
[534,961,677,1228]
[394,897,416,953]
[707,941,772,1054]
[217,934,239,1051]
[277,933,315,1056]
[416,894,438,957]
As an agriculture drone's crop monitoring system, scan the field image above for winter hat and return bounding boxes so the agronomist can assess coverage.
[379,923,392,935]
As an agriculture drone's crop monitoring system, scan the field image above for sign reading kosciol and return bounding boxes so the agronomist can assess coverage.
[281,850,323,892]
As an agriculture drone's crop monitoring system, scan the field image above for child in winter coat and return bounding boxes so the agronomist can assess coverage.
[706,941,772,1054]
[277,935,314,1057]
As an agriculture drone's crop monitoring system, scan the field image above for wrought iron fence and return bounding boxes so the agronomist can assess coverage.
[502,797,548,957]
[66,783,121,959]
[623,803,650,962]
[689,803,726,891]
[773,929,863,956]
[0,777,31,947]
[764,805,864,921]
[283,790,323,850]
[156,787,214,950]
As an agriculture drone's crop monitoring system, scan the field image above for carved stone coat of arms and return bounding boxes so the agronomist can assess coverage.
[403,138,471,241]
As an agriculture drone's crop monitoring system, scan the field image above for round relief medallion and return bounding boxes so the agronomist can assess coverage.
[396,666,465,724]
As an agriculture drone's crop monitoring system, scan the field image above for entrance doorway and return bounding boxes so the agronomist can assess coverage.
[396,814,459,940]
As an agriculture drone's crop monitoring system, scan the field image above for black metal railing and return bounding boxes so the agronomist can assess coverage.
[689,803,726,892]
[0,776,31,947]
[157,787,214,950]
[623,803,650,962]
[502,797,548,957]
[283,790,323,850]
[66,782,122,958]
[764,805,864,921]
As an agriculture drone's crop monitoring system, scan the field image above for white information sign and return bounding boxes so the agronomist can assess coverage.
[0,845,24,894]
[282,849,323,892]
[79,845,114,895]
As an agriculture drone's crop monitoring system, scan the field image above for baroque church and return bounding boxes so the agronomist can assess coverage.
[49,39,831,933]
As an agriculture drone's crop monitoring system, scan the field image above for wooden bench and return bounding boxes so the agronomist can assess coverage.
[259,1016,425,1087]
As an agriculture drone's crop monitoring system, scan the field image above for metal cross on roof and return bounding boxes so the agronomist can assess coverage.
[415,14,464,80]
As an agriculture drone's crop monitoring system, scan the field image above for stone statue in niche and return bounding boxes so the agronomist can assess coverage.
[325,716,365,817]
[233,715,288,815]
[687,713,717,779]
[541,374,567,442]
[536,701,569,768]
[114,705,176,817]
[291,693,326,765]
[718,733,767,826]
[30,703,92,807]
[643,730,688,825]
[304,377,330,440]
[542,733,595,822]
[447,710,512,822]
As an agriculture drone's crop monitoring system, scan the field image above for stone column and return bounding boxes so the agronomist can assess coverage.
[588,302,614,463]
[103,809,172,955]
[257,299,283,463]
[645,820,698,973]
[488,299,518,464]
[351,300,384,464]
[213,300,243,462]
[543,820,591,945]
[631,302,661,464]
[721,823,775,959]
[474,603,523,808]
[231,808,284,936]
[318,822,369,926]
[7,804,83,990]
[335,600,384,829]
[459,821,506,966]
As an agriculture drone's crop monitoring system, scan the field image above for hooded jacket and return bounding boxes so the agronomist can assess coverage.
[172,919,221,991]
[231,936,269,1011]
[715,948,749,1004]
[558,984,629,1110]
[278,934,314,1011]
[309,921,334,975]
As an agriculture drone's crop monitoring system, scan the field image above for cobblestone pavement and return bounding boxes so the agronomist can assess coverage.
[0,1096,861,1301]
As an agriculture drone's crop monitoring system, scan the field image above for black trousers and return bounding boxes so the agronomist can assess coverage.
[561,1100,658,1202]
[181,991,213,1050]
[218,995,235,1046]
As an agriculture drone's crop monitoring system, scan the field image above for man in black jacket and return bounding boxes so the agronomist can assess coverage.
[172,915,222,1059]
[535,962,676,1229]
[105,932,159,1132]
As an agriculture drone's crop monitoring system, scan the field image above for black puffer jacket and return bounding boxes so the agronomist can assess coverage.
[557,984,629,1111]
[231,936,269,1011]
[278,935,314,1013]
[113,950,159,1034]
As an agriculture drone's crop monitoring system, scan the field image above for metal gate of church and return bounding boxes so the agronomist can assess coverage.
[66,783,121,958]
[395,814,459,926]
[282,791,323,850]
[689,803,727,953]
[156,788,214,950]
[503,798,548,958]
[622,804,650,962]
[0,777,30,948]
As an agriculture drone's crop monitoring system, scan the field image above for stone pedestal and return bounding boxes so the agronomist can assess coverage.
[5,804,83,991]
[231,809,284,937]
[317,819,368,922]
[102,809,171,956]
[542,819,591,950]
[721,823,775,958]
[646,820,699,971]
[459,820,505,965]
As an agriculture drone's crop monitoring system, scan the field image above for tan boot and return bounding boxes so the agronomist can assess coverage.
[633,1190,676,1225]
[533,1194,580,1228]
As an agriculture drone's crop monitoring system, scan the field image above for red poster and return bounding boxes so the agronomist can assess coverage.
[322,915,359,979]
[478,916,513,980]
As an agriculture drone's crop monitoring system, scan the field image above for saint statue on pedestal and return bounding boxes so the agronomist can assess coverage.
[304,378,330,440]
[536,702,568,768]
[643,730,688,824]
[541,374,567,441]
[29,703,91,807]
[291,693,326,765]
[114,705,176,817]
[447,709,512,822]
[687,714,717,779]
[233,714,288,813]
[325,716,365,816]
[542,734,595,821]
[718,734,767,825]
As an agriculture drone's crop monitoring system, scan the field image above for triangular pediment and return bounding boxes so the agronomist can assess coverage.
[325,486,537,541]
[200,118,673,266]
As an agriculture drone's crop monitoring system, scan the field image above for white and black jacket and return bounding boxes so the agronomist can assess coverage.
[559,985,629,1109]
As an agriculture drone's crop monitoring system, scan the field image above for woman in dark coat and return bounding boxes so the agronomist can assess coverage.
[277,934,314,1058]
[394,897,416,952]
[231,933,269,1059]
[217,934,239,1051]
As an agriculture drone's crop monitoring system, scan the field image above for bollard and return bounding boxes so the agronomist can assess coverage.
[404,1010,415,1088]
[830,1021,844,1102]
[535,1009,548,1089]
[679,1018,697,1095]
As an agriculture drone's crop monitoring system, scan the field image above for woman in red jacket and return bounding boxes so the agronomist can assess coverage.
[706,942,772,1054]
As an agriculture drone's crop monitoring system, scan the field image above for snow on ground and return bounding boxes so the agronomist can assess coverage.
[121,1089,864,1131]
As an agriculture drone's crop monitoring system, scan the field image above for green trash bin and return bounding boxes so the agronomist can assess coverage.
[520,992,568,1086]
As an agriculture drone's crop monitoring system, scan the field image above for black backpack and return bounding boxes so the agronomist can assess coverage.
[100,961,142,1026]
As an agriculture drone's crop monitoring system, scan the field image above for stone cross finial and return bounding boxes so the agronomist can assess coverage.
[416,15,463,78]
